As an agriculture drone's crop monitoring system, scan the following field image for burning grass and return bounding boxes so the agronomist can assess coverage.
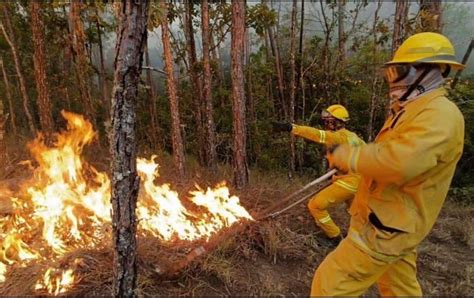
[0,111,254,295]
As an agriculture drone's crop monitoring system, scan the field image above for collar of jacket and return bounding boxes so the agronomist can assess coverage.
[390,87,447,114]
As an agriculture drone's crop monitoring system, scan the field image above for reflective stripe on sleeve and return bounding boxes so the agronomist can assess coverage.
[319,130,326,143]
[319,215,332,224]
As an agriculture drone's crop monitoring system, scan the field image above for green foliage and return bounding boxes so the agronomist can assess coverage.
[247,4,277,36]
[449,78,474,188]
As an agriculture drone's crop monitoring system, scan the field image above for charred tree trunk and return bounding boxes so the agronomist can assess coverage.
[392,0,409,54]
[0,59,17,136]
[420,0,443,32]
[201,0,217,168]
[183,0,205,165]
[96,7,110,111]
[110,1,149,296]
[70,1,96,124]
[161,1,185,177]
[144,42,161,150]
[29,0,54,135]
[289,0,297,174]
[0,4,36,134]
[231,0,248,189]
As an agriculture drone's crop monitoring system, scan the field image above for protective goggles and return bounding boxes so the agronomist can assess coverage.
[384,63,451,83]
[384,64,412,83]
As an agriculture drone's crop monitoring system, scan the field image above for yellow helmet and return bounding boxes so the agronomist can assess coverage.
[386,32,465,70]
[323,104,349,122]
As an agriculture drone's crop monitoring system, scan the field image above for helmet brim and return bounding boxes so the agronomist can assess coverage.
[385,59,465,70]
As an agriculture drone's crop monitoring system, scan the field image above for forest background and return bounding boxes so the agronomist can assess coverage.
[0,0,473,191]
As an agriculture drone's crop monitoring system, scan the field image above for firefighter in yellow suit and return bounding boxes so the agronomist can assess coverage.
[312,32,465,296]
[272,105,365,242]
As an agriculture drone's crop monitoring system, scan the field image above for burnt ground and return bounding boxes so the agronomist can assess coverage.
[0,143,473,296]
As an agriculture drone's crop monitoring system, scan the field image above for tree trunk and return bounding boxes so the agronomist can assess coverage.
[161,1,185,177]
[231,0,248,189]
[245,24,259,163]
[289,0,297,174]
[262,0,286,118]
[296,0,305,120]
[29,0,54,135]
[338,0,346,62]
[210,29,225,88]
[144,42,161,150]
[110,1,149,296]
[62,4,74,111]
[0,4,36,134]
[0,59,17,136]
[319,0,331,101]
[367,0,382,141]
[296,0,305,173]
[183,0,205,165]
[70,1,96,124]
[264,34,276,116]
[201,0,217,168]
[0,95,6,172]
[96,7,110,111]
[420,0,443,32]
[392,0,409,54]
[267,25,287,118]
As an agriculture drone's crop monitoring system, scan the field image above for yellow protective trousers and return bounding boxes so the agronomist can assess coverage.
[311,238,422,296]
[307,182,355,238]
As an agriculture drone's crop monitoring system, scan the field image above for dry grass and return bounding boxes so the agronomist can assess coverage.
[0,147,473,296]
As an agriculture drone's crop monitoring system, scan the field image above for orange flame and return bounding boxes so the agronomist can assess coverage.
[34,268,75,295]
[0,111,253,295]
[137,157,253,241]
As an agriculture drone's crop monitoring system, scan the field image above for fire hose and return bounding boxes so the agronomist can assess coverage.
[154,169,337,278]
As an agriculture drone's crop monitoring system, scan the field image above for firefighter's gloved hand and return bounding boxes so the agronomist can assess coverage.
[271,121,293,133]
[326,144,352,173]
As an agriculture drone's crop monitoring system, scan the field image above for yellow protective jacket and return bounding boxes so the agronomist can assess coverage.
[346,88,464,259]
[291,125,365,193]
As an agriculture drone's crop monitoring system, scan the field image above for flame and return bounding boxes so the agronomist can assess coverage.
[0,111,253,295]
[0,262,6,283]
[35,268,75,295]
[137,157,253,241]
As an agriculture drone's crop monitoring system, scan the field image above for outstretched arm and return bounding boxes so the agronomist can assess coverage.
[291,125,348,146]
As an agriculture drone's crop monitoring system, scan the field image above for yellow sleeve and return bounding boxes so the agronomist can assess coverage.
[350,103,464,184]
[291,125,348,146]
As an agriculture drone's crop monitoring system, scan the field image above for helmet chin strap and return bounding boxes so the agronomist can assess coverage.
[398,65,433,102]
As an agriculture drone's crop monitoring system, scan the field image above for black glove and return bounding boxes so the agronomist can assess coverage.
[271,121,293,133]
